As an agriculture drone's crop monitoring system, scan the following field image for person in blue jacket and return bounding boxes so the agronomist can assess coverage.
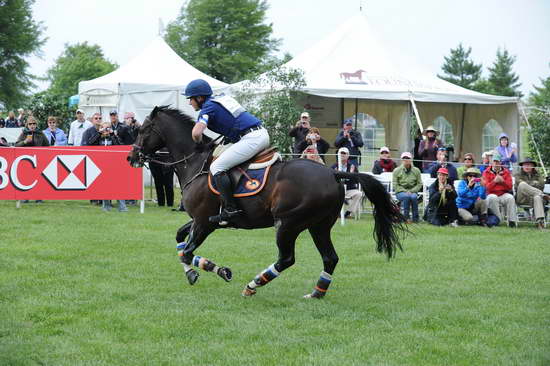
[42,116,68,146]
[456,167,488,226]
[184,79,270,224]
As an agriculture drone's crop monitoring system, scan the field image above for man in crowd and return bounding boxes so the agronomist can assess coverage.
[289,112,311,157]
[393,152,422,223]
[331,147,362,218]
[334,119,364,166]
[428,147,458,184]
[68,109,93,146]
[483,153,517,227]
[4,111,18,128]
[15,116,49,147]
[16,108,27,126]
[418,125,443,171]
[109,110,133,145]
[514,157,549,229]
[82,113,103,146]
[43,116,68,146]
[479,151,493,174]
[456,167,488,226]
[425,167,459,227]
[296,127,330,163]
[124,112,140,143]
[372,146,396,174]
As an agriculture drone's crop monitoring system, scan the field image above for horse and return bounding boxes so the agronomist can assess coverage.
[128,106,405,299]
[339,69,366,82]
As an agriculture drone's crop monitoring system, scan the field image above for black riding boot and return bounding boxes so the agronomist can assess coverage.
[211,172,243,223]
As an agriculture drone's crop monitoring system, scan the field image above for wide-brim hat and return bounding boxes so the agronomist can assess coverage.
[462,167,481,178]
[422,125,439,136]
[519,157,537,166]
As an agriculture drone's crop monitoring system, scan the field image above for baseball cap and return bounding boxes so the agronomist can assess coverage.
[379,146,390,153]
[437,147,447,152]
[338,147,350,154]
[124,112,135,119]
[492,153,502,161]
[76,109,84,114]
[437,167,449,175]
[343,119,353,125]
[109,109,118,115]
[300,112,310,118]
[401,152,412,159]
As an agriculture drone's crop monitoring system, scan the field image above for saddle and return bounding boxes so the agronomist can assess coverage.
[208,147,280,197]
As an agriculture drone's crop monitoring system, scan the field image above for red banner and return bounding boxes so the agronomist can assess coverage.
[0,146,142,200]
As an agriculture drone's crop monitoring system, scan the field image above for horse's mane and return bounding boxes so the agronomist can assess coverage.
[151,105,195,127]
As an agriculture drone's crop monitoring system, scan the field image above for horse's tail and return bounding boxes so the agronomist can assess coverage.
[334,171,405,259]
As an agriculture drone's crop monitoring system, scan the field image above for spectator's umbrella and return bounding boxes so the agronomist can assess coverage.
[68,95,79,107]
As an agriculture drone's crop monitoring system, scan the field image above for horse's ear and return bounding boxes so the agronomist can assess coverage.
[151,106,159,119]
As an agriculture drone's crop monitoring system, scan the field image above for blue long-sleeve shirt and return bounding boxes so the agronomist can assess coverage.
[456,179,486,209]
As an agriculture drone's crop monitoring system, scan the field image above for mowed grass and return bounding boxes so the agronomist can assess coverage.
[1,200,549,366]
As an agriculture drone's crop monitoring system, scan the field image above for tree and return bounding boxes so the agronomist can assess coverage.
[165,0,281,83]
[486,47,522,97]
[236,67,306,154]
[47,42,117,102]
[438,43,482,89]
[526,66,550,170]
[0,0,46,109]
[24,91,74,131]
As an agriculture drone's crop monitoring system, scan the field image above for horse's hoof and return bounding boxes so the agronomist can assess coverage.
[217,267,233,282]
[185,269,199,285]
[241,285,256,297]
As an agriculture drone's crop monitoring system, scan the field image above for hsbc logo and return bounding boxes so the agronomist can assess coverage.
[42,155,101,190]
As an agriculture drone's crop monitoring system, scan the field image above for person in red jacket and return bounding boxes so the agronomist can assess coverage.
[482,153,517,227]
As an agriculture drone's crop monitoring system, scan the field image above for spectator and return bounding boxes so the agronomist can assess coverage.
[150,148,175,207]
[495,133,517,170]
[42,116,68,146]
[0,113,5,128]
[289,111,311,156]
[393,152,422,223]
[483,153,517,227]
[479,151,493,174]
[456,167,488,226]
[514,157,549,230]
[412,128,423,170]
[124,112,140,143]
[109,110,133,145]
[300,144,324,164]
[331,147,362,218]
[16,108,26,126]
[428,147,458,184]
[334,119,364,166]
[68,109,93,146]
[5,111,18,128]
[425,167,459,227]
[456,153,480,178]
[372,146,396,174]
[82,113,104,146]
[296,127,330,162]
[418,125,443,171]
[15,116,49,147]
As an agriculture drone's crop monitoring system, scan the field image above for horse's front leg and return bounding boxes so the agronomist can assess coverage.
[176,221,232,285]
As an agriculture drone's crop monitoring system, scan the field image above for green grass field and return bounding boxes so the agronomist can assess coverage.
[1,200,549,365]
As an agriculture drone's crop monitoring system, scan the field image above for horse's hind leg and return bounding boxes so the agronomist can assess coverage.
[176,222,232,285]
[304,217,339,299]
[242,221,301,297]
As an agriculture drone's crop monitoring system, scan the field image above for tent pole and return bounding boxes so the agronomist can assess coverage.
[458,103,466,161]
[354,98,358,129]
[518,101,547,177]
[408,94,424,132]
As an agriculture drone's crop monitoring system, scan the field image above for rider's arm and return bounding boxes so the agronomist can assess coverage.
[192,122,207,143]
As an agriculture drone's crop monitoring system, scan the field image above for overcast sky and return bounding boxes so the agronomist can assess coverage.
[29,0,550,96]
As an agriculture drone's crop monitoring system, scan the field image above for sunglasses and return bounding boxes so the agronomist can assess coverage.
[93,117,102,120]
[464,157,472,161]
[381,151,389,154]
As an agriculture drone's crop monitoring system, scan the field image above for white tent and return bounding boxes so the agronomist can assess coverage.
[233,14,519,164]
[78,37,228,122]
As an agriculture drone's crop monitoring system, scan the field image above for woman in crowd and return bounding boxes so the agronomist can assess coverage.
[372,146,396,174]
[15,116,49,147]
[479,151,493,174]
[456,167,488,226]
[494,133,517,170]
[296,127,330,163]
[456,153,480,178]
[42,116,68,146]
[418,125,443,172]
[424,167,459,227]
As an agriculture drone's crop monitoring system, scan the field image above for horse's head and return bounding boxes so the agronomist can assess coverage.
[127,108,167,167]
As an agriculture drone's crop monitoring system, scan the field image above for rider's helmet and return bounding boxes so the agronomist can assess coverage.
[183,79,213,98]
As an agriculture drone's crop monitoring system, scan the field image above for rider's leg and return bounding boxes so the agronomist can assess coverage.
[213,171,242,218]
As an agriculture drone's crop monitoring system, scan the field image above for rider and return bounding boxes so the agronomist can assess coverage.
[184,79,270,223]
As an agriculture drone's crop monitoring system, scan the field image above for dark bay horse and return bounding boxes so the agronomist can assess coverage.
[128,106,405,298]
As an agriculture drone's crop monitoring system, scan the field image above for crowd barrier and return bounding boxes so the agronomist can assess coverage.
[0,146,142,201]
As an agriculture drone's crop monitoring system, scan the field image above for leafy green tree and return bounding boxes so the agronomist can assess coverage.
[471,78,494,95]
[24,91,74,131]
[486,48,522,97]
[236,67,306,154]
[526,66,550,170]
[47,42,117,102]
[165,0,281,83]
[0,0,46,109]
[438,43,482,89]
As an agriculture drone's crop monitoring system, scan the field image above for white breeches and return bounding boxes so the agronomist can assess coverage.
[210,128,270,175]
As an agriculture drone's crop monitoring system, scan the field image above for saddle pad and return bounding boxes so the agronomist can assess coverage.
[208,165,272,197]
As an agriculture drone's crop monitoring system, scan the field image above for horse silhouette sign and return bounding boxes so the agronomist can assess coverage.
[339,69,367,84]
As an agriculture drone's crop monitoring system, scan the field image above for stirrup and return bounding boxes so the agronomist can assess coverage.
[209,208,243,225]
